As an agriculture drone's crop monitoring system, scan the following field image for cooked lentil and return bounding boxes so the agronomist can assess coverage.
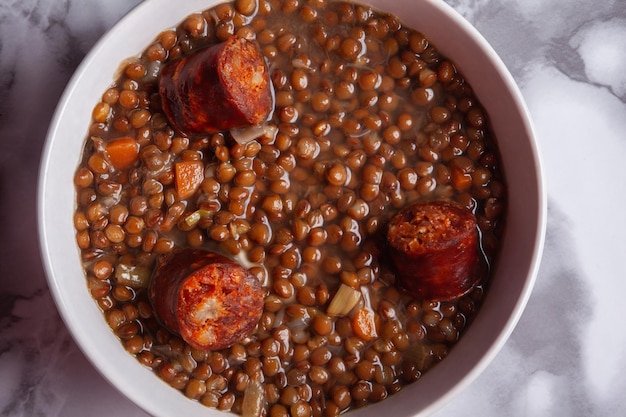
[74,0,506,415]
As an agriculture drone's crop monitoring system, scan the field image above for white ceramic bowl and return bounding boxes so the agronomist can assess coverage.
[38,0,546,416]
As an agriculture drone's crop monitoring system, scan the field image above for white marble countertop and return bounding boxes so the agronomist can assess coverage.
[2,0,625,416]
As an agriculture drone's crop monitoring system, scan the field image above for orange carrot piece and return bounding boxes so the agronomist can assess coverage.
[105,137,139,170]
[175,160,205,200]
[352,308,378,341]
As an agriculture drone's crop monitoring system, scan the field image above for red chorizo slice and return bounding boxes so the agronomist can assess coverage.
[386,200,484,301]
[159,35,273,135]
[148,248,264,350]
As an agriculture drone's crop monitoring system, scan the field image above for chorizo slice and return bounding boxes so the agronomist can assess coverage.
[148,248,264,350]
[386,200,484,301]
[159,35,273,135]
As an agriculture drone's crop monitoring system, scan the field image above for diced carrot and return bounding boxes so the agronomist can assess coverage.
[352,308,378,342]
[105,137,139,170]
[175,160,205,200]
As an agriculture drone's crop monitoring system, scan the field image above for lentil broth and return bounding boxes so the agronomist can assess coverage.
[74,0,506,415]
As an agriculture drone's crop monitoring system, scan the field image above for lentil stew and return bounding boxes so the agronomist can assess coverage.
[73,0,506,415]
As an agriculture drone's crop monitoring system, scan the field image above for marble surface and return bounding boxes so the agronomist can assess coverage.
[1,0,625,416]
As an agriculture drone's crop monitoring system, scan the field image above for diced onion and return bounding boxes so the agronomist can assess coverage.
[327,284,362,317]
[114,263,152,289]
[184,209,213,227]
[242,381,266,417]
[145,60,162,82]
[230,124,267,144]
[292,57,314,70]
[404,344,448,371]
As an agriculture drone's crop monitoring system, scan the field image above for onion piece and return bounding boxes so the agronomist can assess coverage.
[242,381,266,417]
[292,57,314,70]
[327,284,362,317]
[230,124,267,145]
[114,263,151,288]
[145,60,162,82]
[183,209,213,227]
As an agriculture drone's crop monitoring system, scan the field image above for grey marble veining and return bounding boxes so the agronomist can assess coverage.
[2,0,625,416]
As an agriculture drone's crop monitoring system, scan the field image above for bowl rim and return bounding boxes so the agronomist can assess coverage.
[38,0,547,416]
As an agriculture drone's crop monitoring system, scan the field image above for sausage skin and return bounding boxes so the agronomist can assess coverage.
[386,201,484,301]
[148,248,264,351]
[159,35,273,135]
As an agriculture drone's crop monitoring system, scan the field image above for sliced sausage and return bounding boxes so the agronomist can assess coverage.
[159,35,273,135]
[386,200,484,301]
[148,248,264,350]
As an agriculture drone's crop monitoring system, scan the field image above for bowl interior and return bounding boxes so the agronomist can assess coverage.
[38,0,546,416]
